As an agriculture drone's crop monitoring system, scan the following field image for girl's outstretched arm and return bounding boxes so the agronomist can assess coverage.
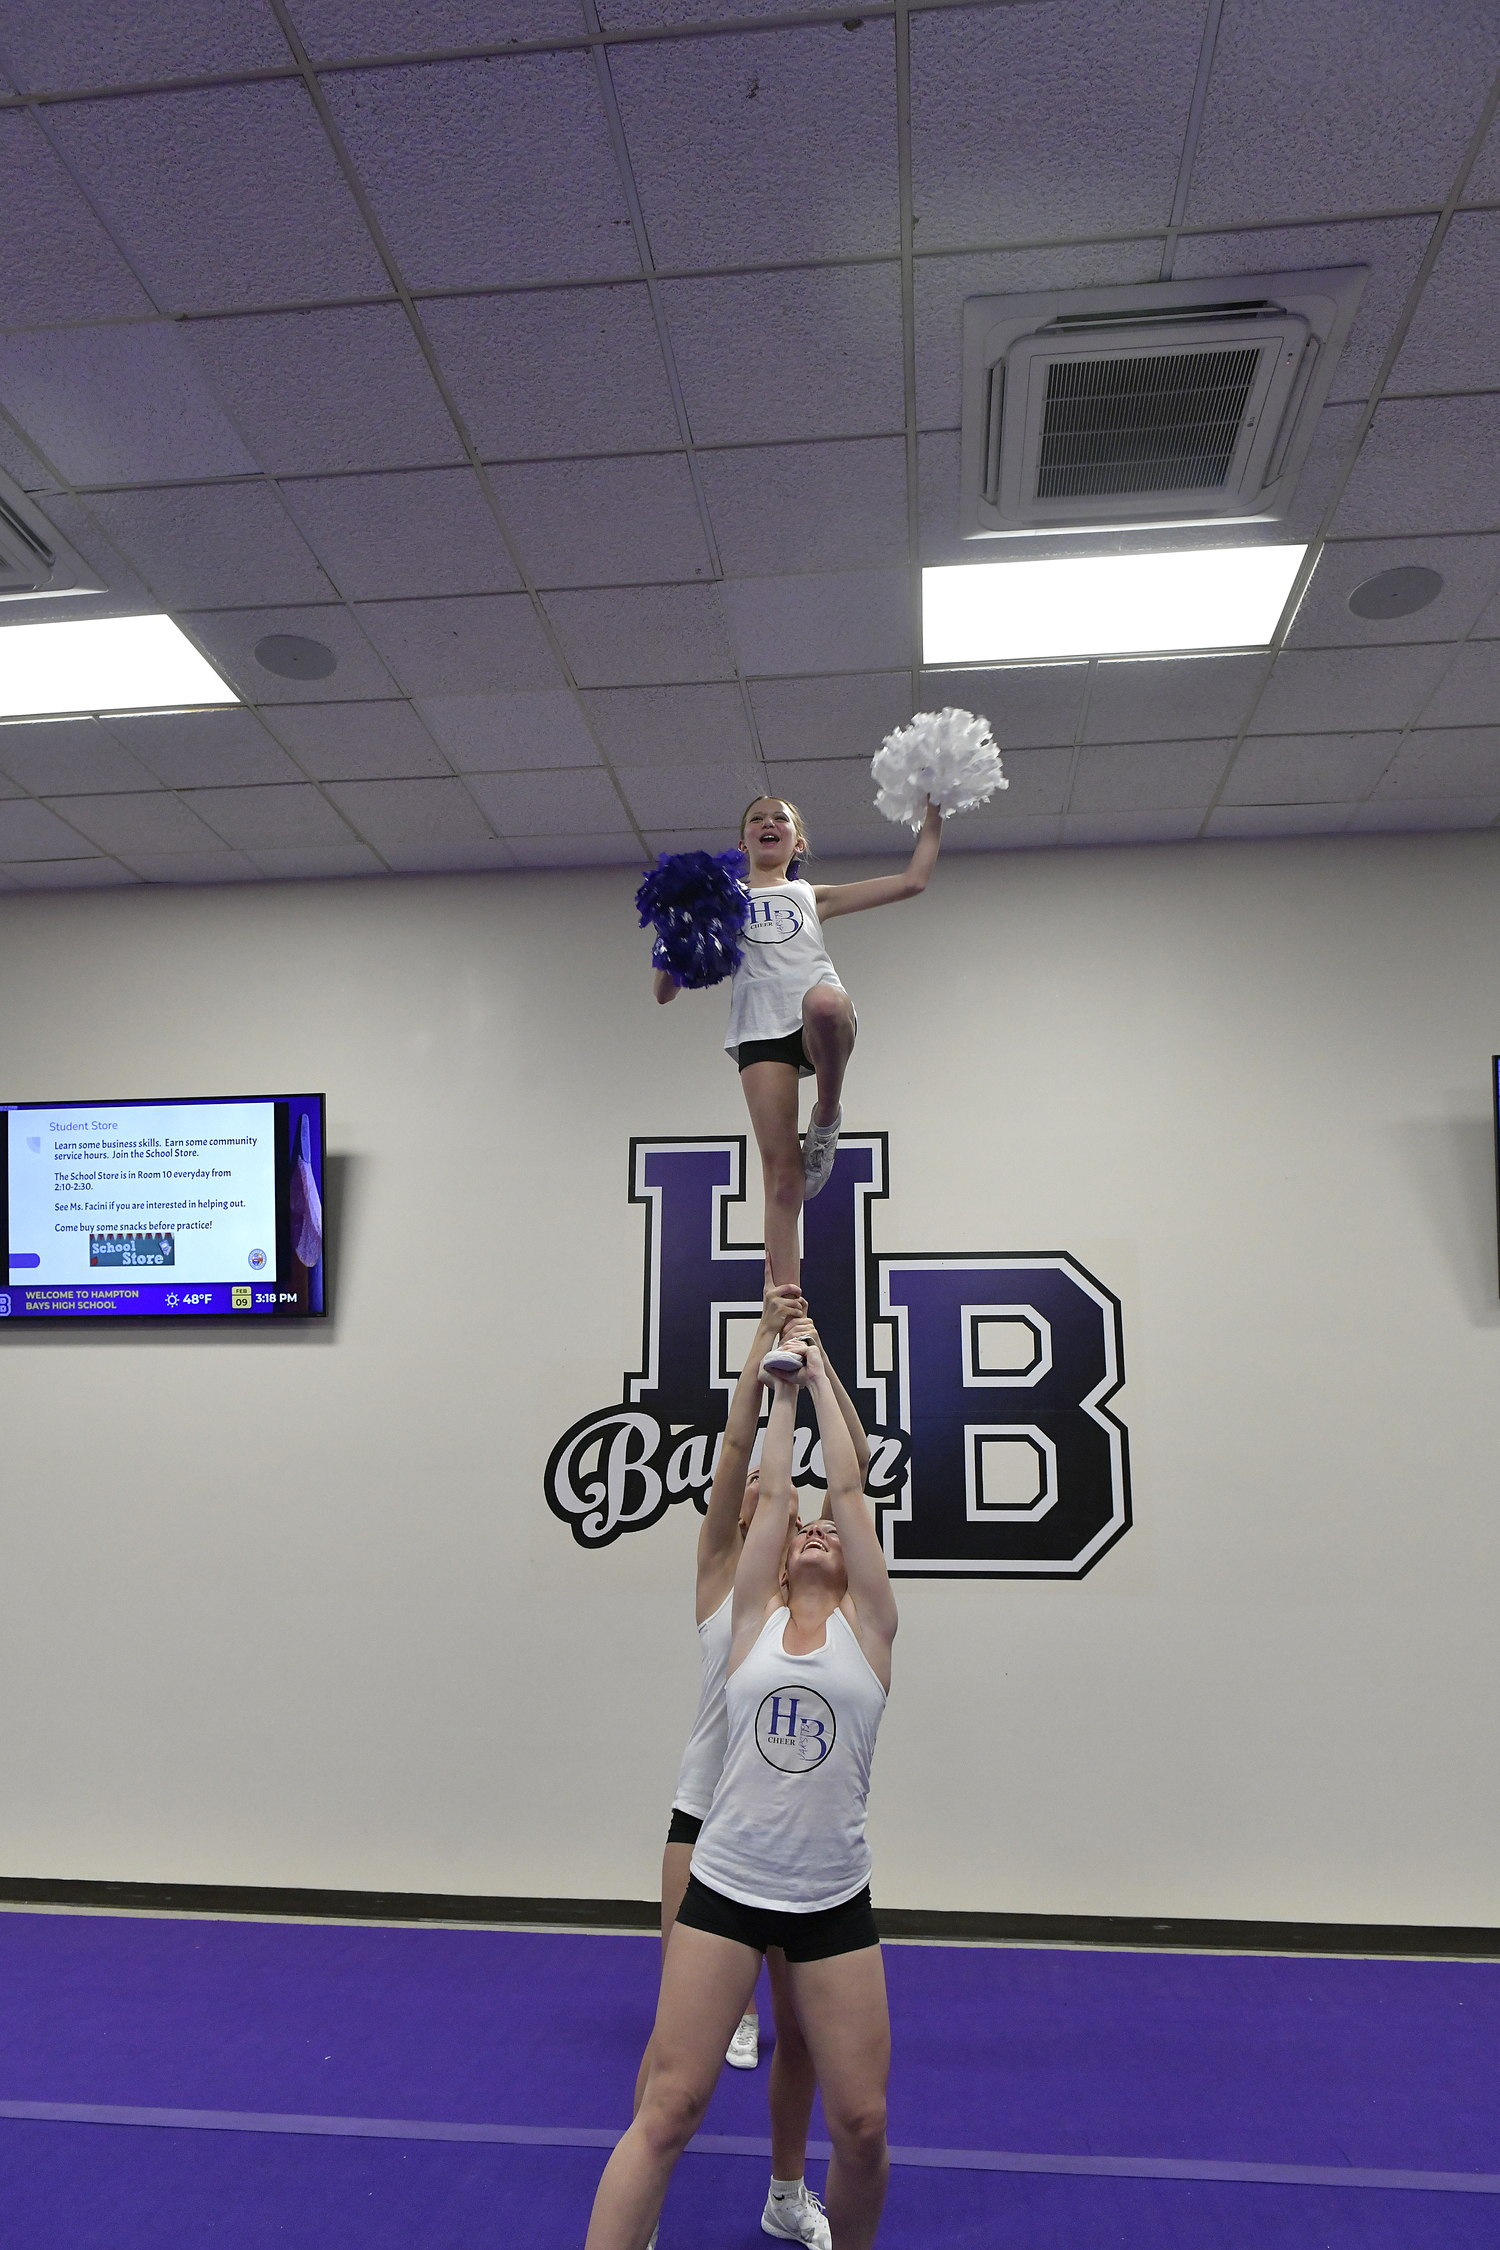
[783,1314,870,1486]
[805,1347,897,1683]
[729,1374,798,1663]
[696,1280,803,1617]
[652,966,680,1005]
[814,799,942,923]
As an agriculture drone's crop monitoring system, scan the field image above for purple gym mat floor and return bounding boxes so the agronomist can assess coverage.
[1,1908,1496,2246]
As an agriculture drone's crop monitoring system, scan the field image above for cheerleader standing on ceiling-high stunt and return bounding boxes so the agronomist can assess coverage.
[652,793,943,1295]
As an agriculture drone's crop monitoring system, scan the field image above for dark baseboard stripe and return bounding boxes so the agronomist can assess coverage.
[0,1877,1497,1957]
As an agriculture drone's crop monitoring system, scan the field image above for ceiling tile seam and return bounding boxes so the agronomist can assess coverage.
[576,0,725,582]
[1157,0,1227,283]
[895,0,921,718]
[268,0,649,860]
[1193,60,1500,838]
[0,405,396,870]
[1351,550,1500,807]
[1059,661,1097,814]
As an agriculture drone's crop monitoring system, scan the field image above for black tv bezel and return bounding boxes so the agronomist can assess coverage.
[1,1090,328,1326]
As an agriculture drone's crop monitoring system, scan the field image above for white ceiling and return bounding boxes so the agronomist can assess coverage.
[0,0,1496,889]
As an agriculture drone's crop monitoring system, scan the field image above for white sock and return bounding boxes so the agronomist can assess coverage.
[769,2176,805,2201]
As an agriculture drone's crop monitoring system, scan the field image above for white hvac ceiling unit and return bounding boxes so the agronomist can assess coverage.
[0,467,104,600]
[960,268,1368,540]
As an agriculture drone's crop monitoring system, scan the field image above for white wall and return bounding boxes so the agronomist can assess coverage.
[2,831,1499,1925]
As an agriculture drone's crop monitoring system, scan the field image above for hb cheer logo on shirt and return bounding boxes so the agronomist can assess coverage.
[744,895,805,944]
[757,1688,836,1772]
[545,1135,1131,1580]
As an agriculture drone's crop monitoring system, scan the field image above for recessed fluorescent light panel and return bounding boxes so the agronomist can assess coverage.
[922,544,1308,665]
[0,615,237,720]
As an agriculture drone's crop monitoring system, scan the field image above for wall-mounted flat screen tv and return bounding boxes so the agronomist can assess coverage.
[1,1094,326,1322]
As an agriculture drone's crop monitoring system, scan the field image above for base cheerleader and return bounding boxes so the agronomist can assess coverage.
[585,1332,896,2250]
[653,793,943,1294]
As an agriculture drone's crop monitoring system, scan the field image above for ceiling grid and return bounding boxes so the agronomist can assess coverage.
[0,0,1496,888]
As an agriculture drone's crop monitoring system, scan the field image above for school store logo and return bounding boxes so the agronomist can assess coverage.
[545,1136,1130,1580]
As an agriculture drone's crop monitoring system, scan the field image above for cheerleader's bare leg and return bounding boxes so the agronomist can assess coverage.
[585,1923,761,2250]
[784,1944,891,2250]
[765,1944,816,2183]
[739,1057,805,1288]
[800,985,856,1131]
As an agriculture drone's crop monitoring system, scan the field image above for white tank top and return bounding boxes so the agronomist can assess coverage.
[671,1592,733,1820]
[690,1604,888,1912]
[725,880,844,1056]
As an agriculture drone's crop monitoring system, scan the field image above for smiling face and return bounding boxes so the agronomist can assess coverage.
[739,797,807,883]
[782,1516,848,1603]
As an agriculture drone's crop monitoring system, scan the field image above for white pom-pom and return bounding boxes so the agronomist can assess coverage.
[871,706,1008,830]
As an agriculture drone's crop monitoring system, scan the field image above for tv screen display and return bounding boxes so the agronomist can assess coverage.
[2,1094,326,1322]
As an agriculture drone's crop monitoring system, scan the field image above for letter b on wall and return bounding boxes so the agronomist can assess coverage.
[878,1257,1129,1577]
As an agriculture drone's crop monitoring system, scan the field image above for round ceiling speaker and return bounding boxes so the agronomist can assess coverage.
[1347,565,1443,620]
[254,632,337,680]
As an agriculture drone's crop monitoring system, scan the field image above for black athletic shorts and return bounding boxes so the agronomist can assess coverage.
[666,1807,703,1847]
[673,1873,879,1963]
[735,1029,811,1076]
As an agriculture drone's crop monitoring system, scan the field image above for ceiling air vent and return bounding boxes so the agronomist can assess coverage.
[961,269,1368,539]
[0,468,104,599]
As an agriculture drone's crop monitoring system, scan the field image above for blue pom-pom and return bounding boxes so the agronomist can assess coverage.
[636,849,750,990]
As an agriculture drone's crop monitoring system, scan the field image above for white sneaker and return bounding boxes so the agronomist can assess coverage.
[800,1109,842,1200]
[725,2012,759,2068]
[762,2183,831,2248]
[646,2232,658,2250]
[759,1346,805,1383]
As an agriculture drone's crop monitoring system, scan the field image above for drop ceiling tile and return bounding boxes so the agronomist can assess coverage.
[749,673,912,762]
[0,324,258,485]
[920,666,1088,751]
[188,307,462,477]
[913,242,1164,435]
[49,790,222,856]
[380,839,519,873]
[662,266,904,447]
[508,832,644,866]
[600,0,843,21]
[1389,212,1500,396]
[1288,537,1500,650]
[1069,740,1229,814]
[916,429,967,567]
[0,798,101,858]
[0,769,20,799]
[1,855,136,888]
[280,468,521,600]
[267,699,451,780]
[466,766,627,835]
[322,776,496,853]
[490,454,712,588]
[1221,732,1400,806]
[48,82,388,313]
[295,0,582,49]
[758,758,888,828]
[543,584,736,686]
[1185,0,1500,228]
[119,849,264,882]
[610,23,898,266]
[1204,804,1353,839]
[15,494,157,614]
[1335,397,1500,539]
[425,286,679,458]
[248,844,386,880]
[0,720,161,796]
[699,439,907,577]
[960,812,1063,852]
[1082,655,1265,744]
[324,55,636,290]
[418,689,598,771]
[722,569,909,677]
[86,483,335,609]
[1347,795,1500,833]
[1061,809,1205,848]
[1423,639,1500,727]
[1278,401,1365,545]
[1371,728,1500,799]
[579,683,752,766]
[1249,645,1450,735]
[1465,109,1500,204]
[910,1,1203,248]
[356,594,562,694]
[622,761,763,828]
[1172,220,1430,406]
[978,745,1072,816]
[179,606,398,704]
[0,2,290,87]
[106,709,307,788]
[0,416,56,495]
[0,111,150,324]
[183,784,357,850]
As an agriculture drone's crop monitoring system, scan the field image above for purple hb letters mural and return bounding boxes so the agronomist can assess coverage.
[545,1135,1131,1579]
